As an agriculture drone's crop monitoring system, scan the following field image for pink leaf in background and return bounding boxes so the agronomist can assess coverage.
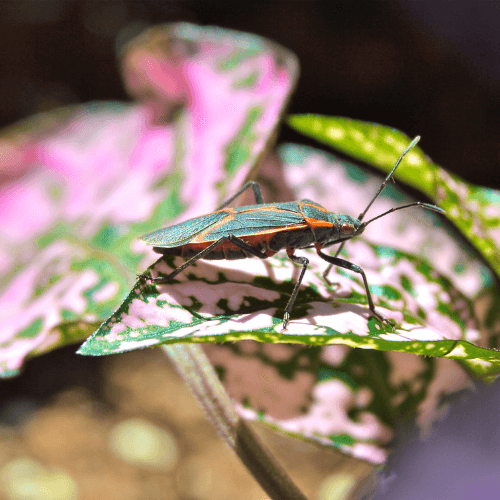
[0,23,298,377]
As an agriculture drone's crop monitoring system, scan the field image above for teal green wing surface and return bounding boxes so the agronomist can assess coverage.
[141,211,232,247]
[141,203,306,248]
[204,203,306,240]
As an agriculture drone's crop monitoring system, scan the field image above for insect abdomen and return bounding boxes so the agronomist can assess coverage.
[153,244,270,260]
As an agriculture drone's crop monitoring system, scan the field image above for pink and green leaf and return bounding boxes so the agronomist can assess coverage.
[77,139,494,462]
[1,23,495,465]
[0,23,298,377]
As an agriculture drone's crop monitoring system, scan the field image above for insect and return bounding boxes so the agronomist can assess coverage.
[139,136,445,330]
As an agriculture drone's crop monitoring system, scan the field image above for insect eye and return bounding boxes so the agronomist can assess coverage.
[341,223,354,234]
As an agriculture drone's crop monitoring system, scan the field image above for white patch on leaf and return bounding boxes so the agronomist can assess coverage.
[465,358,492,369]
[114,338,160,352]
[446,344,468,358]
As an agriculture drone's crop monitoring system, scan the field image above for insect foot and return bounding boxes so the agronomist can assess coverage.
[281,312,291,332]
[371,311,395,329]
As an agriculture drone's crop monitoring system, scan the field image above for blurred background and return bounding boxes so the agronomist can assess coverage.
[1,0,500,188]
[2,1,500,499]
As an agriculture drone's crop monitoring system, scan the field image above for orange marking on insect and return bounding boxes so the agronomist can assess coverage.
[190,212,236,243]
[181,224,308,255]
[300,201,329,212]
[303,217,333,228]
[189,223,309,246]
[238,205,288,213]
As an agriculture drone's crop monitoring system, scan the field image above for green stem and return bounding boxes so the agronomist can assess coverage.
[162,343,308,500]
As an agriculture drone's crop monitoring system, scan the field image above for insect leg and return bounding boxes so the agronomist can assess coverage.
[139,234,269,284]
[216,181,264,210]
[317,249,390,324]
[224,234,270,258]
[282,253,309,331]
[322,244,344,283]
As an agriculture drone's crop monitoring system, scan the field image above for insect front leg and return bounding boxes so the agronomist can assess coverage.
[216,181,264,210]
[138,234,269,284]
[282,251,309,331]
[317,248,392,325]
[322,243,344,283]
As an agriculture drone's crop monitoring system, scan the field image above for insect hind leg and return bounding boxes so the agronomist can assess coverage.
[138,234,269,284]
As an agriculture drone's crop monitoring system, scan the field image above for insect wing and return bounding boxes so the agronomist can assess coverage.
[141,203,307,248]
[202,204,307,241]
[141,211,231,247]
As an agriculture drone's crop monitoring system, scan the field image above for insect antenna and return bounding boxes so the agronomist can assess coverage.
[358,201,445,232]
[329,136,421,259]
[323,135,430,281]
[357,135,421,221]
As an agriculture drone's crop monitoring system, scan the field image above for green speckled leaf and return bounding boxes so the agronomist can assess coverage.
[78,237,495,380]
[280,142,493,301]
[287,115,500,284]
[204,342,456,463]
[77,132,499,465]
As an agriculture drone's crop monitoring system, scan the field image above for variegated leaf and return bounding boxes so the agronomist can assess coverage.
[287,115,500,286]
[0,23,298,377]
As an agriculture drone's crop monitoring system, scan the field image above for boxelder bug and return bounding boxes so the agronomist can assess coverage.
[139,136,445,330]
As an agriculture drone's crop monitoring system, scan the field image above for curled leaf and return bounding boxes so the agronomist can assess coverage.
[0,23,298,377]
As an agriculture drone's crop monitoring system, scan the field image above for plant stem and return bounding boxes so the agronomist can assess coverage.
[162,343,308,500]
